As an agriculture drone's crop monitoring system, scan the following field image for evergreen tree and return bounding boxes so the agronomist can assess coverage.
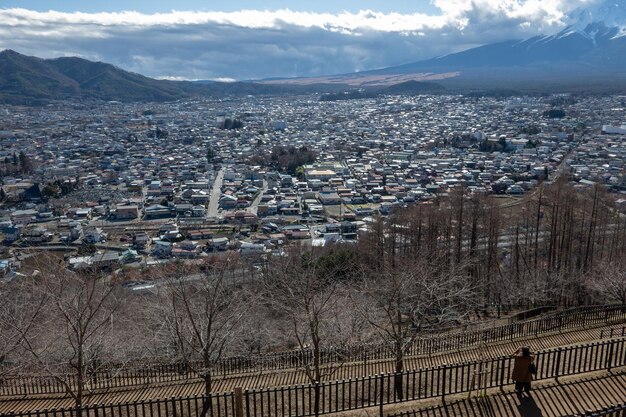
[206,147,216,163]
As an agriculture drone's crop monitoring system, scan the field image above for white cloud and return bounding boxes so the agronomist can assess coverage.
[0,0,606,80]
[0,8,448,31]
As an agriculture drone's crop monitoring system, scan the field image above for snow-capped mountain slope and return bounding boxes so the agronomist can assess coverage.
[364,1,626,82]
[552,22,620,44]
[568,1,626,38]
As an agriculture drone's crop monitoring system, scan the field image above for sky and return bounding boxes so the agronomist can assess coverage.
[0,0,606,80]
[0,1,442,14]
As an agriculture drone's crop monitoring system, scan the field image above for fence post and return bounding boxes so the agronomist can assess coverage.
[441,364,447,403]
[606,340,615,371]
[235,387,244,417]
[379,373,384,417]
[554,348,562,381]
[245,390,251,417]
[499,356,506,392]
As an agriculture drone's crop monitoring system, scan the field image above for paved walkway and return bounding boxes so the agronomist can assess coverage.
[388,371,626,417]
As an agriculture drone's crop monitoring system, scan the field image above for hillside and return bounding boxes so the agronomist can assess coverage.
[0,50,326,104]
[266,16,626,93]
[0,50,80,105]
[0,50,198,104]
[47,57,189,102]
[359,20,626,92]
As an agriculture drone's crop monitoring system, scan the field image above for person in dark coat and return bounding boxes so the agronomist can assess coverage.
[511,346,534,395]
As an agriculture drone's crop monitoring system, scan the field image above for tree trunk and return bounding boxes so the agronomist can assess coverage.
[311,317,322,417]
[200,372,213,417]
[456,189,464,264]
[394,338,404,400]
[75,345,84,417]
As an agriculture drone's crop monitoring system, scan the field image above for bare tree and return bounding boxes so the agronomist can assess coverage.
[588,259,626,304]
[155,256,249,416]
[261,246,358,416]
[21,266,120,412]
[0,277,46,377]
[358,256,475,399]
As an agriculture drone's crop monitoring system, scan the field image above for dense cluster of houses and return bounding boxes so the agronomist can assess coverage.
[0,94,625,277]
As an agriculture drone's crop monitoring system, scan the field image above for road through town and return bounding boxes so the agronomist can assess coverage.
[206,167,226,219]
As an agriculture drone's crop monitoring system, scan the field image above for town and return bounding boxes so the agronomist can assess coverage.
[1,94,625,278]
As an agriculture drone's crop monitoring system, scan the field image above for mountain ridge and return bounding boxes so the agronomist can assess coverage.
[0,49,450,105]
[264,11,626,93]
[365,20,626,76]
[0,50,343,104]
[0,49,195,104]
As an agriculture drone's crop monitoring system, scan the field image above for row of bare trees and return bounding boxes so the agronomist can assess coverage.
[360,179,626,307]
[0,248,476,414]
